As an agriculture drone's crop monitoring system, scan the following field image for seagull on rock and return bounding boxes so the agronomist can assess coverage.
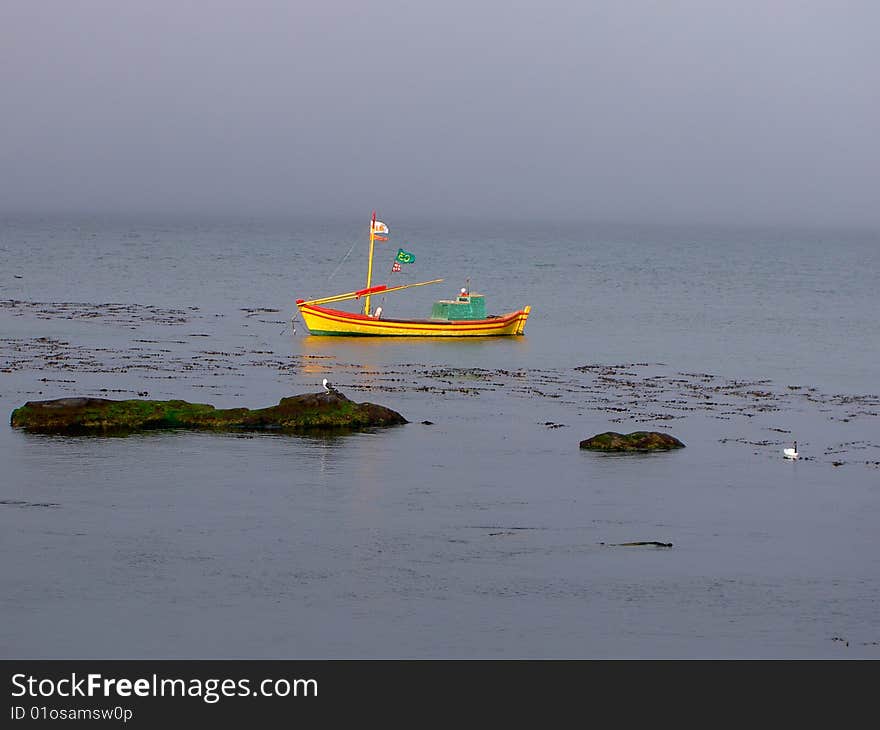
[783,441,799,460]
[322,378,339,395]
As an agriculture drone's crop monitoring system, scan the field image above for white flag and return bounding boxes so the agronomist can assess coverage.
[373,221,389,234]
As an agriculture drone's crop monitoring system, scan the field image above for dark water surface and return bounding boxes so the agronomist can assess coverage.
[1,215,878,658]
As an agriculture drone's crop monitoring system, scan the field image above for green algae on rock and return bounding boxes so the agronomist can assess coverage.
[579,431,686,452]
[10,392,407,435]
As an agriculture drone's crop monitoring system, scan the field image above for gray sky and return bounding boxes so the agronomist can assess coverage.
[2,0,878,227]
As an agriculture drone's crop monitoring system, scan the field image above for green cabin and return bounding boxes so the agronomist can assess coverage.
[430,293,487,321]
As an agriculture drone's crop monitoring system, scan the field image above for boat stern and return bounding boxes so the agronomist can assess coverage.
[515,305,531,335]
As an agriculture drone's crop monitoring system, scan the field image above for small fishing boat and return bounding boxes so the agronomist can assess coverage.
[295,212,531,337]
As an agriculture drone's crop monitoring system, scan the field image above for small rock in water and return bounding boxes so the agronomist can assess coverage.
[580,431,686,452]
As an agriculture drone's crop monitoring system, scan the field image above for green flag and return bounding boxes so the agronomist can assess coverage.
[396,248,416,264]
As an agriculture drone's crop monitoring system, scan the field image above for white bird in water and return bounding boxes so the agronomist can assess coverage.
[783,441,799,459]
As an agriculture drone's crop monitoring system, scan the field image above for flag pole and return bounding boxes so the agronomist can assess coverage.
[364,211,376,316]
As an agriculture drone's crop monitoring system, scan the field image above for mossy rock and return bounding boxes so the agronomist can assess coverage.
[579,431,685,452]
[10,392,407,435]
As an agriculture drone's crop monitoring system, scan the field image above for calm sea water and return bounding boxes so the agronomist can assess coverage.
[1,214,878,658]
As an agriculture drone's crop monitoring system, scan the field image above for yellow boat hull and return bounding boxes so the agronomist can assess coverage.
[296,302,530,336]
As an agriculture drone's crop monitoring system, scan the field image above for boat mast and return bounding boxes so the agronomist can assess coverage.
[364,210,377,316]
